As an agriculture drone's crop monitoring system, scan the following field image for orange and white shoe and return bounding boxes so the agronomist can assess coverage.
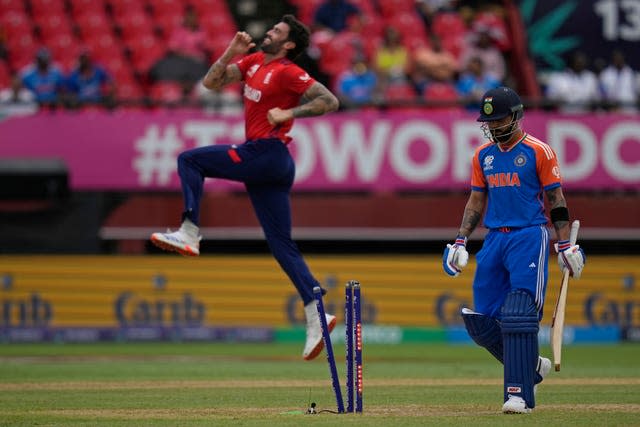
[151,229,201,256]
[302,301,336,361]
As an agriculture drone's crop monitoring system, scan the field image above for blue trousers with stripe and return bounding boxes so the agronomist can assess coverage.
[177,138,321,305]
[472,225,550,319]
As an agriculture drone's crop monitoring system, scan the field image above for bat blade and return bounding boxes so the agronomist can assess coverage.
[550,220,580,372]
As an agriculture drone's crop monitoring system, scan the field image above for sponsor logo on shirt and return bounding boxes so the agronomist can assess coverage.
[263,71,273,84]
[552,165,561,178]
[299,73,311,82]
[243,84,262,102]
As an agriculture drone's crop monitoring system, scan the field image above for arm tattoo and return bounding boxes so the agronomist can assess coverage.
[460,209,482,236]
[291,82,339,118]
[458,191,485,237]
[203,62,241,90]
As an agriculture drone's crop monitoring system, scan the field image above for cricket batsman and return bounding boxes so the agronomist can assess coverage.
[443,86,585,413]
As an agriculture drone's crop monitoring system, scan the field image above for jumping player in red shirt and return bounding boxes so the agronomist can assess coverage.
[443,87,585,413]
[151,15,340,361]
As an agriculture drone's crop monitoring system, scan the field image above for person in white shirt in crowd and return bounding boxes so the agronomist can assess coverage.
[599,50,638,113]
[545,51,600,113]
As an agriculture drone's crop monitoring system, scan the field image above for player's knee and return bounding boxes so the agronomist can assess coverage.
[501,289,538,334]
[462,309,501,347]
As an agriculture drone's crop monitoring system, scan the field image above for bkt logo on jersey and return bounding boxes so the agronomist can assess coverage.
[487,172,521,188]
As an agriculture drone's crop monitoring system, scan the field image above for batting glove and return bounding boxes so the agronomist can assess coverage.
[443,236,469,277]
[556,239,586,279]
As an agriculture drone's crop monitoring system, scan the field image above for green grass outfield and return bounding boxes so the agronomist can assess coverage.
[0,342,638,426]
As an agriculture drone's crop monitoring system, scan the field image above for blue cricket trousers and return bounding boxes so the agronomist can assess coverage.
[177,138,321,305]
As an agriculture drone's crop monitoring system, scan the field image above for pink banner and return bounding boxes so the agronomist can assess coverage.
[0,109,638,190]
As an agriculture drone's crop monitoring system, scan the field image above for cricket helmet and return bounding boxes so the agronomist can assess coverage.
[477,86,524,122]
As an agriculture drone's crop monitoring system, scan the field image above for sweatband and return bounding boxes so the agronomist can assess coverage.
[550,206,569,224]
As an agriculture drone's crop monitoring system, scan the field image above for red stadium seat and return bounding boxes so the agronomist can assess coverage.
[319,31,361,77]
[154,13,184,39]
[387,12,428,45]
[1,10,32,38]
[109,0,146,18]
[115,12,154,41]
[100,53,134,82]
[150,0,185,17]
[75,11,113,39]
[149,81,185,104]
[84,33,122,62]
[34,13,74,40]
[115,80,144,102]
[45,33,83,71]
[127,34,166,73]
[6,33,38,71]
[69,0,107,16]
[384,81,417,103]
[30,0,66,15]
[0,0,25,13]
[432,12,467,42]
[0,60,10,88]
[422,81,459,111]
[200,11,236,39]
[378,0,415,18]
[189,0,229,16]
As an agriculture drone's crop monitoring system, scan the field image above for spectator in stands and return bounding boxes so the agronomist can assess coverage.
[459,29,506,82]
[65,50,114,108]
[409,35,458,94]
[150,6,210,85]
[312,0,360,33]
[545,51,601,112]
[336,55,378,107]
[471,4,512,53]
[599,50,638,112]
[0,75,38,117]
[374,27,409,85]
[20,48,65,108]
[456,56,500,110]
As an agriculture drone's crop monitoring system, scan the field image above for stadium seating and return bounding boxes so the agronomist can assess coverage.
[0,0,515,108]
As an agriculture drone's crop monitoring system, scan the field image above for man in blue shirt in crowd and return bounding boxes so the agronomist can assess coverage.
[66,51,113,107]
[20,48,65,107]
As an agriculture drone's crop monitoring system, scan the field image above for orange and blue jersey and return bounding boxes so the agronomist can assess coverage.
[236,51,315,143]
[471,133,562,229]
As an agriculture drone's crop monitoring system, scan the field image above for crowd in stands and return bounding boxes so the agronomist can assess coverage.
[0,0,638,115]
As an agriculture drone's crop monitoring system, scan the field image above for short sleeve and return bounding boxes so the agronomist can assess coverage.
[279,64,316,95]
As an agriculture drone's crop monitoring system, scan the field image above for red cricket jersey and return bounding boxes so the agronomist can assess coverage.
[236,52,316,143]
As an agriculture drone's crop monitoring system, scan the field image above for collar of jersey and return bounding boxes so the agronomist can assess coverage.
[497,132,527,152]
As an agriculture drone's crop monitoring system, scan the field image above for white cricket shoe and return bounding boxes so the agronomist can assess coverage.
[302,301,336,361]
[502,395,532,414]
[151,220,201,257]
[534,356,552,396]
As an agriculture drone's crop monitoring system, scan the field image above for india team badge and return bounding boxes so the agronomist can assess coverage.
[483,97,494,115]
[514,154,526,167]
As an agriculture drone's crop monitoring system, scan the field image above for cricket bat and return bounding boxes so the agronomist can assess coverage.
[550,219,580,372]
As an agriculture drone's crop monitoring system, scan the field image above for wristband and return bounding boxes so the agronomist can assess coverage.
[455,235,467,246]
[557,239,571,251]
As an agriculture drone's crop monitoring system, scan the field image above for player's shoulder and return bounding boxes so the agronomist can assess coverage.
[474,141,495,157]
[521,133,555,159]
[238,51,264,67]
